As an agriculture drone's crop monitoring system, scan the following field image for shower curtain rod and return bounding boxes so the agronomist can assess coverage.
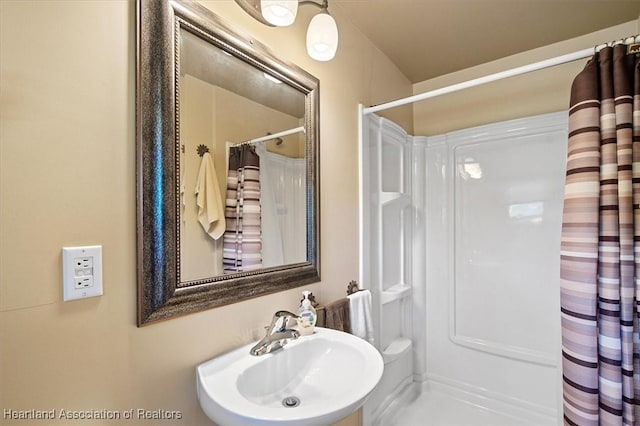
[363,48,594,115]
[363,36,639,115]
[231,126,306,147]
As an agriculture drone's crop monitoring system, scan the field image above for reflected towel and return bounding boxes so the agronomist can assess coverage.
[347,290,374,344]
[324,298,351,333]
[195,152,225,240]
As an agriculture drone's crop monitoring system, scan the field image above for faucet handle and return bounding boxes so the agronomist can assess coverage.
[274,310,298,318]
[274,316,288,333]
[268,310,298,334]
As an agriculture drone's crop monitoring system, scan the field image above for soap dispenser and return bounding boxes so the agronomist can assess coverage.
[297,291,317,336]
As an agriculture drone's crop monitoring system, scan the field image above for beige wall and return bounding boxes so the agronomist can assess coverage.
[412,20,639,136]
[0,0,411,425]
[213,87,304,159]
[180,75,221,280]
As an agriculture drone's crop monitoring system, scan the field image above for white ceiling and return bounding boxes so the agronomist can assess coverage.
[331,0,640,83]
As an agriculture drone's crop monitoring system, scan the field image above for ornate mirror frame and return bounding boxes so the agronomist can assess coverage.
[136,0,320,326]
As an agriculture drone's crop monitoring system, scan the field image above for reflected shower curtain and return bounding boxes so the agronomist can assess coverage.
[223,145,262,273]
[560,44,640,425]
[256,144,306,268]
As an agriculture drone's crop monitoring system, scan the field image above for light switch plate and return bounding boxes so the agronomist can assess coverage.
[62,245,103,301]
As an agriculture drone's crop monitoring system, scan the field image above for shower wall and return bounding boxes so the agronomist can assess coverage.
[362,111,567,424]
[420,111,566,422]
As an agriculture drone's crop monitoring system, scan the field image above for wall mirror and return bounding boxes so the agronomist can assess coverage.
[136,0,320,326]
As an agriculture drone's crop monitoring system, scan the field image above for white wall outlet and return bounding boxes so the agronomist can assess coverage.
[62,245,103,301]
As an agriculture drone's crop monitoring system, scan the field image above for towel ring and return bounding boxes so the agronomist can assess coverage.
[346,280,360,295]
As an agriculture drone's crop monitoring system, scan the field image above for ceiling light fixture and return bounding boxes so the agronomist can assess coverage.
[261,0,298,26]
[235,0,339,61]
[306,6,338,61]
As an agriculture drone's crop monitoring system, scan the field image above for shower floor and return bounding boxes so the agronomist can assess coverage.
[386,390,524,426]
[376,383,557,426]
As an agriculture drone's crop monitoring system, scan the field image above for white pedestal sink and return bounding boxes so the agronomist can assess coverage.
[196,327,384,425]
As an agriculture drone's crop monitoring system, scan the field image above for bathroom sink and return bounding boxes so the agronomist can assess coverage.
[196,327,384,426]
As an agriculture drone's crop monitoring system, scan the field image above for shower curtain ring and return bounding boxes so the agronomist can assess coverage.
[611,37,626,47]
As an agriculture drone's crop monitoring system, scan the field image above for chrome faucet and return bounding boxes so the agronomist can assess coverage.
[250,310,300,356]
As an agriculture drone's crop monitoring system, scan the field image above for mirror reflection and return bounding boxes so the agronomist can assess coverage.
[178,28,307,284]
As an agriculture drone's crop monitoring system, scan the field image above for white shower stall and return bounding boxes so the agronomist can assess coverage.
[360,111,567,425]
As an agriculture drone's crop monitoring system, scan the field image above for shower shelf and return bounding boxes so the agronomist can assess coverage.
[379,191,408,205]
[380,283,411,305]
[381,337,412,363]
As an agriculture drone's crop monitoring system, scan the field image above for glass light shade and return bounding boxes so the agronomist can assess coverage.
[261,0,298,27]
[306,13,338,61]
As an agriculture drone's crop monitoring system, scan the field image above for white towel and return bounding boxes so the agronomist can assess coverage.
[348,289,374,345]
[195,151,225,240]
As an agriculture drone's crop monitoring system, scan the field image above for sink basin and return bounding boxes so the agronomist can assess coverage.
[196,327,384,426]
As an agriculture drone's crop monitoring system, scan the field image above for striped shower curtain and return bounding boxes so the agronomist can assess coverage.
[560,44,640,425]
[223,144,262,273]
